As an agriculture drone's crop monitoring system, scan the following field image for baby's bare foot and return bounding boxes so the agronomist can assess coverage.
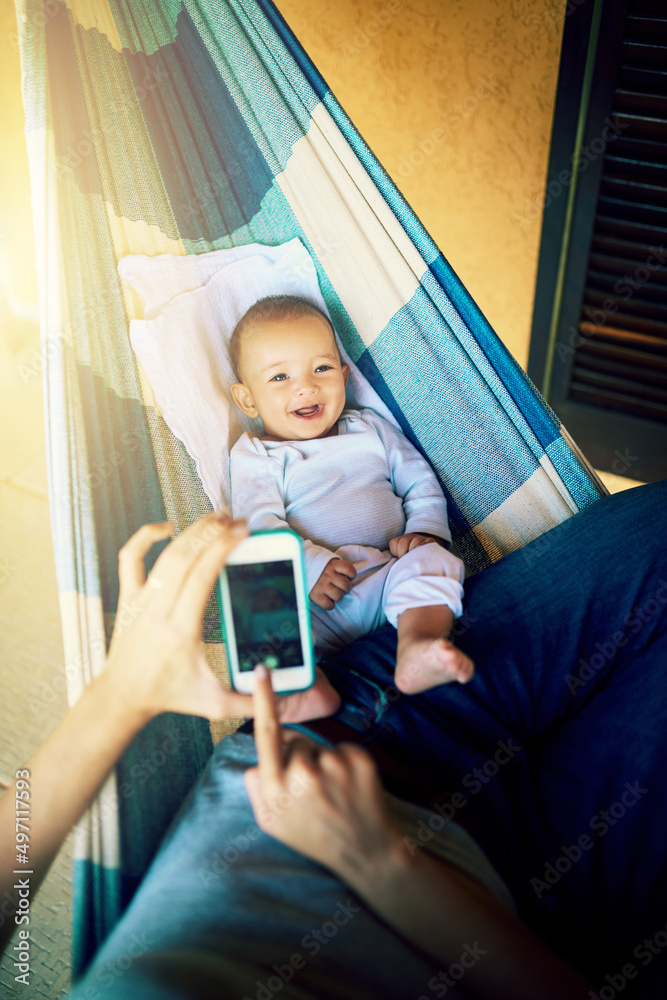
[395,637,474,695]
[278,667,342,722]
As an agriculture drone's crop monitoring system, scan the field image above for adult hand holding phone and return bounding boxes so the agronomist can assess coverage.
[0,512,339,956]
[109,513,250,721]
[110,514,338,721]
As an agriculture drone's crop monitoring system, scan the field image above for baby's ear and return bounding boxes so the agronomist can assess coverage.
[342,364,350,387]
[231,382,259,418]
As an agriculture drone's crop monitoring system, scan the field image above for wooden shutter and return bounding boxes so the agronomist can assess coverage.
[528,0,667,482]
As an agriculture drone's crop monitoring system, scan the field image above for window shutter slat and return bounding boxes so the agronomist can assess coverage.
[571,1,667,429]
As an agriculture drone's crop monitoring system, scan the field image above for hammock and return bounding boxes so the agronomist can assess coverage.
[16,0,604,977]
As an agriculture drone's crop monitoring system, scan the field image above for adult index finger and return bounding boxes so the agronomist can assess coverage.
[252,665,284,788]
[147,512,240,616]
[172,516,248,631]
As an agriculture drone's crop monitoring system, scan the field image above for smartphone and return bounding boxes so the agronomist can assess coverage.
[217,529,315,695]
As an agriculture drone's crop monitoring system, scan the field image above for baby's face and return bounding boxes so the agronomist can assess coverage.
[231,314,350,441]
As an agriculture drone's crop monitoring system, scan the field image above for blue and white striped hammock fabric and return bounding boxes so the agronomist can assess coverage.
[16,0,604,977]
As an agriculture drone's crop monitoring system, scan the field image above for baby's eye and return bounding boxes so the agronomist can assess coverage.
[315,365,332,373]
[269,373,288,382]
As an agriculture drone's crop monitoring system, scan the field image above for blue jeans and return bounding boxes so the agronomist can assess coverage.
[320,481,667,992]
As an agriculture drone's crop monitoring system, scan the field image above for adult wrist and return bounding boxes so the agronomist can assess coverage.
[335,821,408,897]
[88,665,155,733]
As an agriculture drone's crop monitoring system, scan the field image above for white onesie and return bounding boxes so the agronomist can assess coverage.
[230,408,465,652]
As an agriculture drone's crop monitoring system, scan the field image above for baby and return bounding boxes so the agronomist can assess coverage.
[229,295,474,694]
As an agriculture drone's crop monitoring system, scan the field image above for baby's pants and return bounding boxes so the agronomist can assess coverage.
[309,541,465,654]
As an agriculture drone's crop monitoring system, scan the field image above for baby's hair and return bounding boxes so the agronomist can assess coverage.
[229,295,334,380]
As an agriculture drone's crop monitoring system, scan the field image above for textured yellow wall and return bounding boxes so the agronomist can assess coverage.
[0,6,40,354]
[275,0,568,369]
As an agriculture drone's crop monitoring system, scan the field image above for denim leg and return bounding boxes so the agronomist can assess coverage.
[321,481,667,987]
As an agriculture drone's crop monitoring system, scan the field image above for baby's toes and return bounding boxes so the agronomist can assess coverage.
[452,650,474,684]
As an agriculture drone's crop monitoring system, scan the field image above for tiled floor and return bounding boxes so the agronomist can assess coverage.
[0,334,73,1000]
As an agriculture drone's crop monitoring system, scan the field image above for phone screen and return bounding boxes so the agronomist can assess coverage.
[226,559,305,672]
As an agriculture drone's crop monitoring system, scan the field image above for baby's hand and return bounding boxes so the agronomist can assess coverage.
[389,533,444,559]
[310,559,357,610]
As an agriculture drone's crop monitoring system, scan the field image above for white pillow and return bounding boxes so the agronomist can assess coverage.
[118,239,393,511]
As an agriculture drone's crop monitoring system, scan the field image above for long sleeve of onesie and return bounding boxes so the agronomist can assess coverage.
[230,436,338,593]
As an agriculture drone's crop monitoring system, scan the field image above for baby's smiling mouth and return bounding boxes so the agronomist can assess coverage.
[292,404,323,419]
